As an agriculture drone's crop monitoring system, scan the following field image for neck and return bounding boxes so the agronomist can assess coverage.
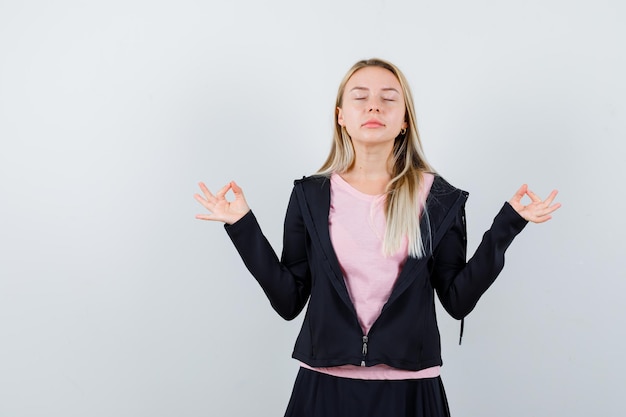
[346,141,393,180]
[339,142,394,195]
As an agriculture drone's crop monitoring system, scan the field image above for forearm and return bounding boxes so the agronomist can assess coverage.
[434,202,528,319]
[225,210,310,320]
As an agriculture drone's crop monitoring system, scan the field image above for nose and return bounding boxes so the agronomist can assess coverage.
[367,97,381,112]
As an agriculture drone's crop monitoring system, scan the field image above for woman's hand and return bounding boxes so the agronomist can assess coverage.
[509,184,561,223]
[194,181,250,225]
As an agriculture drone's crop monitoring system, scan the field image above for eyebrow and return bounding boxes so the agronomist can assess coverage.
[349,86,401,94]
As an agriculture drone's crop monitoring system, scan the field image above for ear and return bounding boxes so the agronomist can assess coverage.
[402,120,408,130]
[337,107,344,126]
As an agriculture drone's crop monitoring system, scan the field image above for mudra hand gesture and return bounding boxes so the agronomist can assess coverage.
[509,184,561,223]
[194,181,250,225]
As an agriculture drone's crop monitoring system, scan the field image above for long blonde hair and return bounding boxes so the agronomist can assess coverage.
[318,58,434,258]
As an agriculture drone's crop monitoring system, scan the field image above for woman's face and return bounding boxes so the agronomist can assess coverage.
[337,66,407,147]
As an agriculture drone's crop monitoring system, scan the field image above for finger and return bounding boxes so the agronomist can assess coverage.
[529,200,559,217]
[526,188,542,203]
[543,202,562,215]
[230,181,245,198]
[512,184,527,199]
[193,193,206,204]
[195,214,216,221]
[198,182,216,202]
[542,189,559,206]
[509,184,526,206]
[532,215,552,224]
[529,201,562,222]
[193,193,213,210]
[215,183,232,199]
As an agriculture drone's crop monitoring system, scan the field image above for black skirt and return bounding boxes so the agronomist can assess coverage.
[284,367,451,417]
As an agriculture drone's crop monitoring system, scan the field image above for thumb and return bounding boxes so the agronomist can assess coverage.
[511,184,527,201]
[230,181,244,196]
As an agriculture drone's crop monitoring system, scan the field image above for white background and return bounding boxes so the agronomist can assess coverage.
[1,0,624,416]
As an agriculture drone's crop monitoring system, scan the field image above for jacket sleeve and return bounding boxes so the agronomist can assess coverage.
[224,188,311,320]
[431,202,528,320]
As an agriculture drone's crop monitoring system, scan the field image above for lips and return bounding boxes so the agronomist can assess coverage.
[362,119,384,128]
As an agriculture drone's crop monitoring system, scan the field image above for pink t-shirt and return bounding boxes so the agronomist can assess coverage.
[301,172,437,380]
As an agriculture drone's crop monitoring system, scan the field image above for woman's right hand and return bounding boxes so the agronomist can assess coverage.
[194,181,250,225]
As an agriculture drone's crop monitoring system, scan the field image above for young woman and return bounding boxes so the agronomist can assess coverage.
[194,58,560,417]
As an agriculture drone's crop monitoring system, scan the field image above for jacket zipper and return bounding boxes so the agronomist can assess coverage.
[361,335,368,367]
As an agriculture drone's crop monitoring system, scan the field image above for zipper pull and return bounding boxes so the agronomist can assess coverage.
[361,335,368,367]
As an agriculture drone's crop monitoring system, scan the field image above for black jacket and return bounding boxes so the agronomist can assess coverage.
[225,175,527,371]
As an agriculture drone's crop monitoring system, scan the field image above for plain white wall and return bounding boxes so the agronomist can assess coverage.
[1,0,624,416]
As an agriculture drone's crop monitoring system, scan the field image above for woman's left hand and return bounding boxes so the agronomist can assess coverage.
[509,184,561,223]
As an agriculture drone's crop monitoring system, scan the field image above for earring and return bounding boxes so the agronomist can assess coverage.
[400,127,407,135]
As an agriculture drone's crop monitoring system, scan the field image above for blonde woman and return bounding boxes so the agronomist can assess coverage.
[194,58,560,417]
